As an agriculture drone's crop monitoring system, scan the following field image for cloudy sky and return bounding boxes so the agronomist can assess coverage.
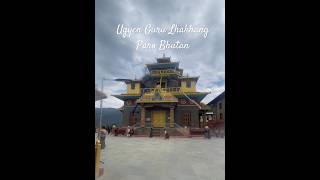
[95,0,225,108]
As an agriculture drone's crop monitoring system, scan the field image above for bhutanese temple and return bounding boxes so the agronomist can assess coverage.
[113,55,210,131]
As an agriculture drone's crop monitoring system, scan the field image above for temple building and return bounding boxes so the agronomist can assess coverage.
[207,91,225,136]
[113,55,210,129]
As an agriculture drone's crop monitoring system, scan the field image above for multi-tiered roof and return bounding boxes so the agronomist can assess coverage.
[113,56,209,103]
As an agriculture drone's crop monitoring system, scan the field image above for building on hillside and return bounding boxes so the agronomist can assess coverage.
[207,91,225,135]
[113,55,210,129]
[199,103,214,128]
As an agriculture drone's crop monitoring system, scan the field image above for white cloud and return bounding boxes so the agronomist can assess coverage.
[95,97,124,108]
[96,0,225,108]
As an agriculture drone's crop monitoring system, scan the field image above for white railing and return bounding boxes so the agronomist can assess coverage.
[137,96,178,102]
[143,87,181,94]
[150,69,177,75]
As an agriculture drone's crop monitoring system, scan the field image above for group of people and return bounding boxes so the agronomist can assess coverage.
[97,126,108,149]
[96,125,121,150]
[212,128,225,138]
[99,125,121,136]
[204,126,225,139]
[98,125,224,144]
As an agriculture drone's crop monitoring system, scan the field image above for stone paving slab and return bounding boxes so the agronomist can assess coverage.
[98,136,225,180]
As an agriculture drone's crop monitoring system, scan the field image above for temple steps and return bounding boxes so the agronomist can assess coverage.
[132,127,184,137]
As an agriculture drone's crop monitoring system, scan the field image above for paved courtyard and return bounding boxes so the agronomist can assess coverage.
[98,136,225,180]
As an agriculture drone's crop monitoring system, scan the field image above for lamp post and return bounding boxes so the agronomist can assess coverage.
[98,77,114,139]
[98,78,105,139]
[96,77,113,178]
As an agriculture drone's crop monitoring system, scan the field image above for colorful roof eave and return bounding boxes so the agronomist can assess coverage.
[173,92,210,96]
[112,92,210,101]
[112,94,141,101]
[145,62,179,66]
[137,100,178,103]
[145,62,179,70]
[115,79,142,83]
[178,76,200,82]
[207,91,225,105]
[174,92,210,101]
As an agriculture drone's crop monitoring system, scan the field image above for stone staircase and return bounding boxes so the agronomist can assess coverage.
[190,128,205,136]
[151,128,162,136]
[133,127,148,136]
[132,127,185,137]
[166,128,184,136]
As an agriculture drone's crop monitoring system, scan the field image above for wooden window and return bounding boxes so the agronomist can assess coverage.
[219,102,222,109]
[186,80,191,88]
[183,112,191,126]
[161,82,166,88]
[220,113,223,120]
[131,82,135,89]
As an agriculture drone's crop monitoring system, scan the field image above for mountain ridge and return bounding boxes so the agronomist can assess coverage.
[95,108,122,128]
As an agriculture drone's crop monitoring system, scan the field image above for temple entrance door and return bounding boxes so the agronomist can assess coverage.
[152,110,166,128]
[156,81,166,89]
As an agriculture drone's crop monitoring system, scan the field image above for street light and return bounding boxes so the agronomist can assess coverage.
[98,77,114,139]
[96,77,114,178]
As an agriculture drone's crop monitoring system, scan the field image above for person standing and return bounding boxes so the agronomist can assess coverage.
[149,128,153,138]
[112,124,116,136]
[99,126,107,149]
[127,126,131,137]
[214,127,218,137]
[207,126,211,139]
[204,126,210,139]
[130,127,134,136]
[106,126,110,135]
[164,128,169,139]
